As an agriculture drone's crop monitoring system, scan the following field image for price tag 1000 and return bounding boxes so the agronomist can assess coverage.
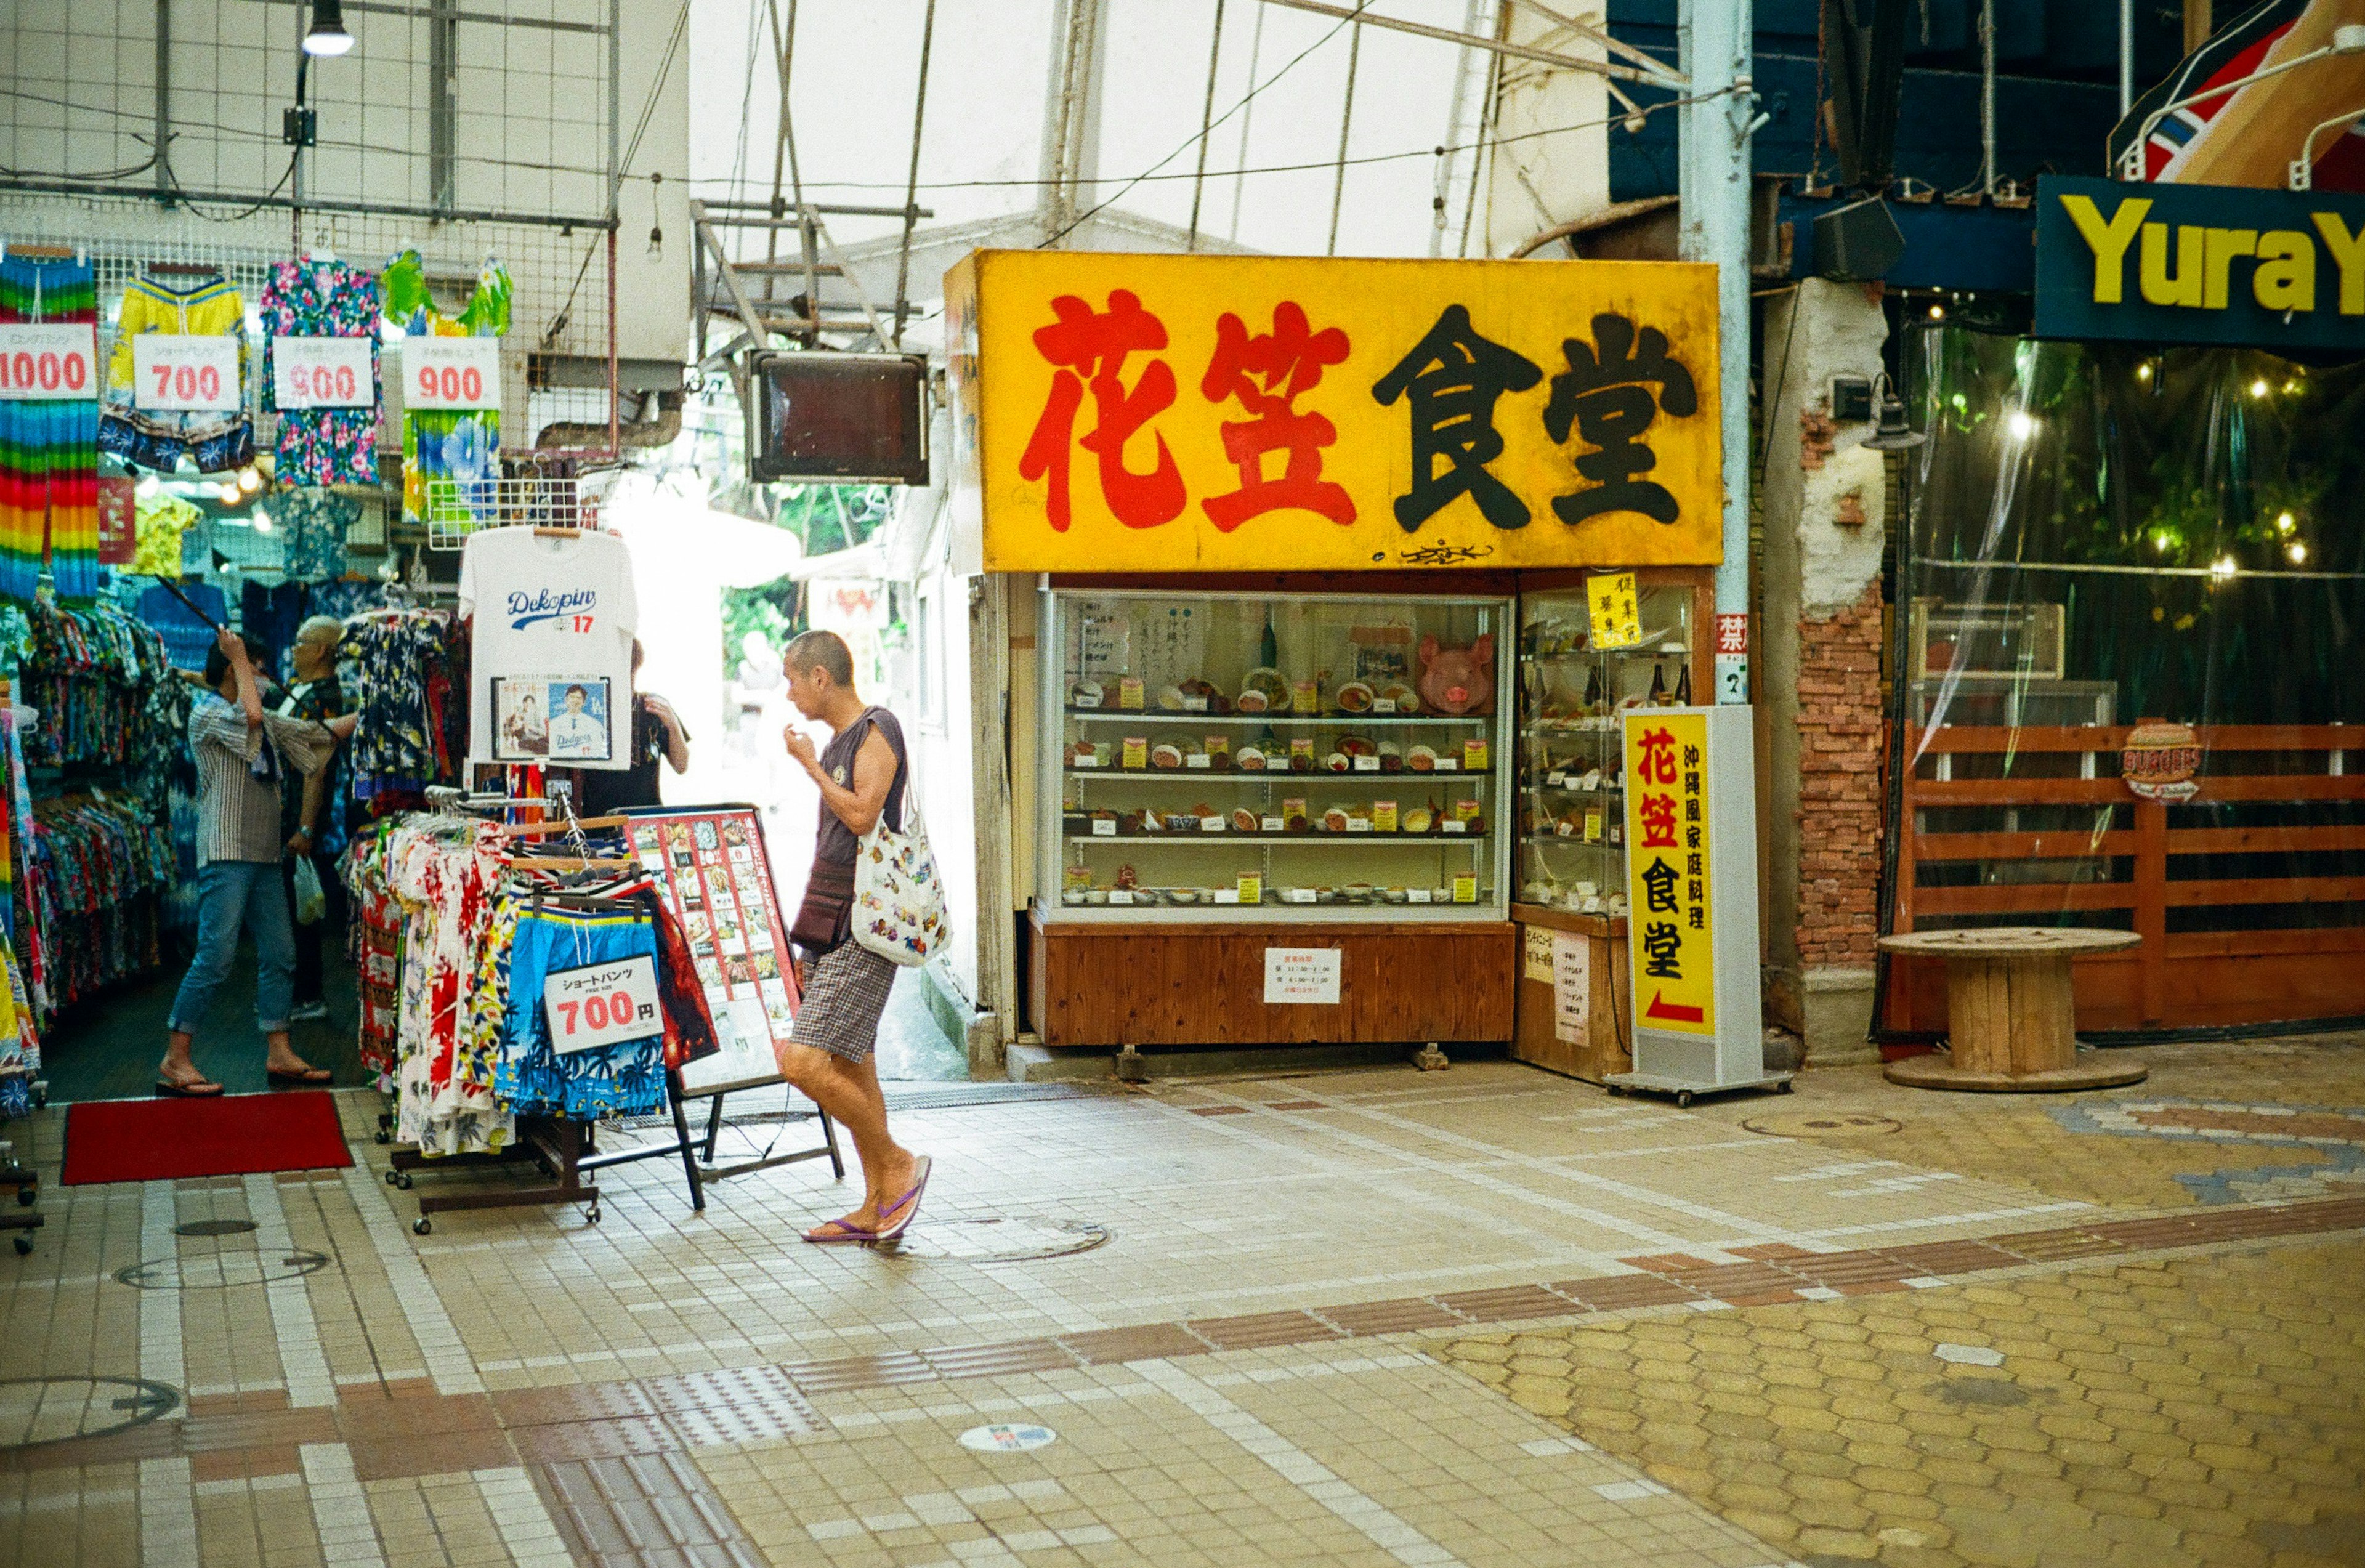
[272,336,374,409]
[402,336,502,411]
[133,334,243,411]
[0,325,98,401]
[543,955,663,1055]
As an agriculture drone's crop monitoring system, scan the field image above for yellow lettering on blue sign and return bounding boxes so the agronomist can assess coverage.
[2058,192,2150,305]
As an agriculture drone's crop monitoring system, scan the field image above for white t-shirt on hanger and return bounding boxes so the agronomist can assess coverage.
[458,525,638,770]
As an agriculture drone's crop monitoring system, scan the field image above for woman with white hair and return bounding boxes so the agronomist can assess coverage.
[279,615,352,1024]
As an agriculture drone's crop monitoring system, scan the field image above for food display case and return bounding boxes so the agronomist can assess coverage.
[1028,585,1519,1053]
[1038,588,1514,921]
[1508,575,1707,1081]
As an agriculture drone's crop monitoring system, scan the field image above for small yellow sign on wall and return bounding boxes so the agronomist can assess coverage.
[1587,571,1642,649]
[945,250,1723,574]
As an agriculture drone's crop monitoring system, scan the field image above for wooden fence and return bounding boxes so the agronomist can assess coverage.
[1885,724,2365,1035]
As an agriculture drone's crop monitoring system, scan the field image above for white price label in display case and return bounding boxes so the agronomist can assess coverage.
[1199,815,1225,832]
[1185,753,1211,769]
[1345,818,1372,833]
[133,334,241,411]
[1353,755,1380,772]
[0,325,98,400]
[272,336,374,408]
[1407,887,1434,904]
[1109,890,1135,906]
[543,956,662,1055]
[403,336,502,410]
[1091,818,1116,836]
[1261,816,1285,833]
[1371,698,1397,714]
[1442,820,1467,835]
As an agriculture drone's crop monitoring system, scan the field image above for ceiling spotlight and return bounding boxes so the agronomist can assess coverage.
[2136,362,2153,382]
[236,467,261,493]
[134,474,161,498]
[2005,410,2037,440]
[304,0,355,56]
[2277,511,2297,534]
[2249,377,2270,398]
[1927,303,1945,320]
[2287,541,2308,564]
[252,509,275,534]
[217,483,241,504]
[2210,554,2239,581]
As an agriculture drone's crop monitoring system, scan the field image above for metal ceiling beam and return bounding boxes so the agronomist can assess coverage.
[1250,0,1687,89]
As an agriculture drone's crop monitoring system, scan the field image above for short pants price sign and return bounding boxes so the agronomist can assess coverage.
[402,337,501,410]
[543,955,663,1055]
[272,336,374,409]
[133,334,243,411]
[0,325,98,400]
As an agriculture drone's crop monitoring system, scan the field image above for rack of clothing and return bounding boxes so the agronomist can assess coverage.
[10,792,174,1029]
[357,804,719,1231]
[0,248,99,605]
[340,607,467,807]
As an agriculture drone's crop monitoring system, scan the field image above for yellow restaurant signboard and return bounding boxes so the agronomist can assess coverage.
[944,250,1723,574]
[1621,708,1715,1037]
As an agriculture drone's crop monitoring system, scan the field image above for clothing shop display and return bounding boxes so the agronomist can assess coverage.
[305,576,388,624]
[456,525,636,769]
[384,815,509,1155]
[10,794,176,1028]
[131,492,200,577]
[0,937,38,1119]
[341,609,467,802]
[274,488,355,583]
[384,251,510,524]
[238,578,309,674]
[260,258,381,488]
[0,253,100,605]
[496,901,667,1119]
[101,269,254,474]
[342,818,408,1077]
[136,580,228,671]
[15,597,187,807]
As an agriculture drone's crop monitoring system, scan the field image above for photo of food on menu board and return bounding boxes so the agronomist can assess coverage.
[628,808,801,1058]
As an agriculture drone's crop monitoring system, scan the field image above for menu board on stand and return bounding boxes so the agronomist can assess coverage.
[618,803,846,1182]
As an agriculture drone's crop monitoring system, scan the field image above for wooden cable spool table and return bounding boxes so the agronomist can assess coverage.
[1877,927,2148,1092]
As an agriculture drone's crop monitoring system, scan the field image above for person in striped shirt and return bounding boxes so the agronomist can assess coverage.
[156,628,359,1097]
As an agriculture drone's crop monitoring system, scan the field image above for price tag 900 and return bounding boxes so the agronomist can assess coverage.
[133,334,242,411]
[0,325,97,401]
[402,336,502,410]
[543,955,663,1054]
[272,336,374,409]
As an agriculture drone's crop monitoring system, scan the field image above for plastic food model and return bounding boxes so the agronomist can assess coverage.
[1417,633,1495,716]
[1114,864,1139,890]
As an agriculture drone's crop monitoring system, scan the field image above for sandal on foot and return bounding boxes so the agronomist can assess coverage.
[871,1157,933,1243]
[266,1065,333,1086]
[155,1075,224,1098]
[802,1217,876,1244]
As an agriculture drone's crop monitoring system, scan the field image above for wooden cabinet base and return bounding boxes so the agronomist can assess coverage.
[1028,908,1515,1049]
[1510,904,1632,1083]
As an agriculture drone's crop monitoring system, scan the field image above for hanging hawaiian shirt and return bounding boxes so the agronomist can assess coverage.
[382,251,511,526]
[272,488,354,583]
[0,254,99,605]
[131,492,200,578]
[100,271,253,475]
[260,257,382,487]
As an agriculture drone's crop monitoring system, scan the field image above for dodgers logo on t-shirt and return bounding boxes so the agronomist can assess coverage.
[507,588,599,631]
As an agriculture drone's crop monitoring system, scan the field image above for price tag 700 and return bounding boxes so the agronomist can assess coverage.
[402,337,501,410]
[0,325,98,401]
[134,334,243,411]
[543,955,663,1054]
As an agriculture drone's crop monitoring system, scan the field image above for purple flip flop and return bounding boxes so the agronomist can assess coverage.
[802,1217,876,1245]
[871,1156,933,1243]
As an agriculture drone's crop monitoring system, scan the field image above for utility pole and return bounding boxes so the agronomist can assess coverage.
[1676,0,1756,703]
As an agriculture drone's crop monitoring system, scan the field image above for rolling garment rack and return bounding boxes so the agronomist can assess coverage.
[385,796,709,1232]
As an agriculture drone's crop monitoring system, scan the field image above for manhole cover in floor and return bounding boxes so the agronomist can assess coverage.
[172,1218,257,1238]
[878,1219,1110,1263]
[114,1250,329,1289]
[1742,1110,1903,1138]
[0,1376,179,1449]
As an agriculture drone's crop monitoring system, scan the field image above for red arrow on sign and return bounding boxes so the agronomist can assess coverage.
[1644,990,1705,1024]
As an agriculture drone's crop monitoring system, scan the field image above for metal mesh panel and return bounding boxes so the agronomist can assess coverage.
[4,0,616,228]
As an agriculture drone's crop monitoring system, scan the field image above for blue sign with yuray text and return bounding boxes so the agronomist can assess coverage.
[2034,174,2365,352]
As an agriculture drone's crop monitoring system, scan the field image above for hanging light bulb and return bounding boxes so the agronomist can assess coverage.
[236,466,262,493]
[2136,362,2153,382]
[2288,541,2308,564]
[2005,410,2037,441]
[251,508,275,534]
[304,0,355,57]
[2249,377,2270,398]
[134,474,161,498]
[1927,302,1945,321]
[2210,555,2239,582]
[2276,511,2297,535]
[217,482,242,504]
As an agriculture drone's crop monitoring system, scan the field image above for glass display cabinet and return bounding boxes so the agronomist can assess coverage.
[1037,588,1515,922]
[1513,583,1698,919]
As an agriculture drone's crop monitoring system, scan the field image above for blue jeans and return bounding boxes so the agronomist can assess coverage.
[169,860,297,1037]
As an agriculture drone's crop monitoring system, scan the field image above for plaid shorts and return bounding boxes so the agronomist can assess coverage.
[791,940,898,1064]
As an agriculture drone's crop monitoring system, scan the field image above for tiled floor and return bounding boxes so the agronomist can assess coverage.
[3,1036,2363,1565]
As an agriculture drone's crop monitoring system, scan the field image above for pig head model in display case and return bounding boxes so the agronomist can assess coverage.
[1417,633,1495,716]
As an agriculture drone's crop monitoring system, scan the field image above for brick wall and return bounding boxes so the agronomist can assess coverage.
[1794,579,1884,970]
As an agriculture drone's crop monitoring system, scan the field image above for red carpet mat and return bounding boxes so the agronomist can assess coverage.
[62,1091,354,1186]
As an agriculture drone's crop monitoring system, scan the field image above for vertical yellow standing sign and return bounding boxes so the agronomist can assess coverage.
[1622,710,1715,1035]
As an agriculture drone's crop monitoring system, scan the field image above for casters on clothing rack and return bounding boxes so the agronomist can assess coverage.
[1675,1091,1695,1109]
[412,1217,431,1235]
[383,1169,399,1185]
[15,1186,33,1207]
[584,1205,601,1227]
[392,1172,413,1190]
[12,1235,30,1255]
[374,1130,390,1145]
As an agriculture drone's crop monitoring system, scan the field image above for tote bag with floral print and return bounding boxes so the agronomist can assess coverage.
[852,790,948,967]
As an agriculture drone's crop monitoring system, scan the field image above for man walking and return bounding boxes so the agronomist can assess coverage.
[156,628,357,1097]
[774,629,931,1243]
